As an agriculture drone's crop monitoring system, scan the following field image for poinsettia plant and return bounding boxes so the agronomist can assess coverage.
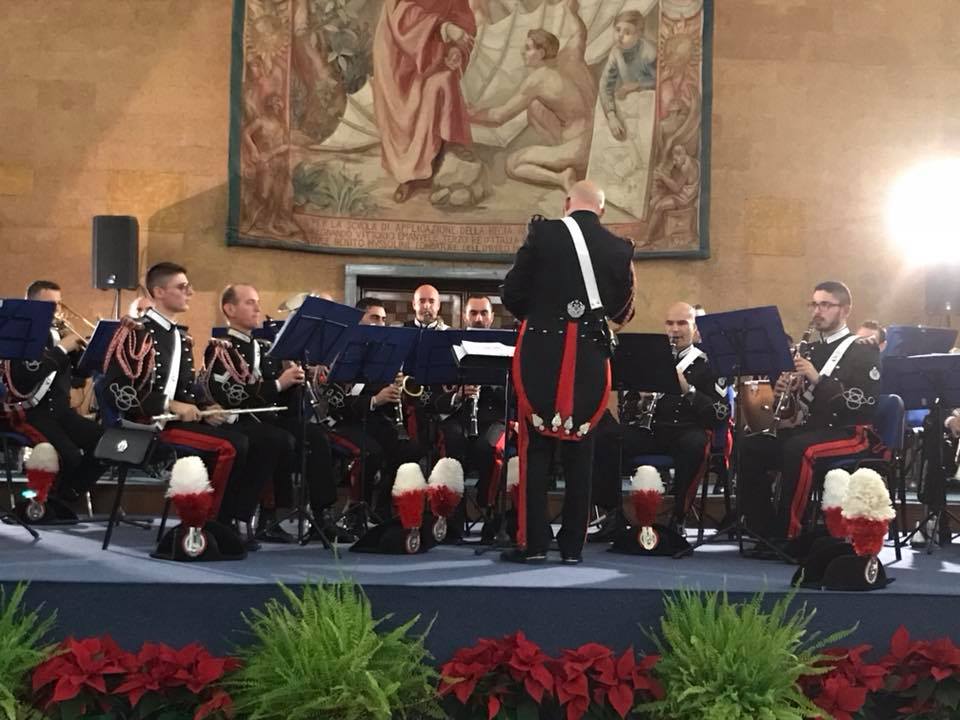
[32,635,129,719]
[878,626,960,719]
[31,636,238,720]
[439,631,554,720]
[799,644,888,720]
[552,643,661,720]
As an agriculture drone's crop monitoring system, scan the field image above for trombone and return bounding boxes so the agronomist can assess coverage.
[54,302,97,349]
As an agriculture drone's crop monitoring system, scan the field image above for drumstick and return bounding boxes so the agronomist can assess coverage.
[151,406,287,422]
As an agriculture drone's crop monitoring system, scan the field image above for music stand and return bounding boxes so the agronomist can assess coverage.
[436,330,518,553]
[608,333,683,523]
[882,326,957,359]
[327,324,419,532]
[268,297,362,547]
[0,299,56,540]
[677,306,794,560]
[77,320,120,377]
[882,353,960,553]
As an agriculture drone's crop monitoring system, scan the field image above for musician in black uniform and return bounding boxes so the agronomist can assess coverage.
[204,283,342,543]
[739,281,882,544]
[401,284,462,467]
[501,180,635,564]
[0,280,105,502]
[591,302,727,540]
[323,297,427,522]
[99,263,260,545]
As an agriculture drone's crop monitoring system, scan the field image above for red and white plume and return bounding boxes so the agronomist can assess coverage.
[841,468,896,556]
[25,443,59,504]
[822,469,851,539]
[630,466,664,528]
[506,456,520,506]
[428,458,464,519]
[392,462,427,530]
[166,456,213,528]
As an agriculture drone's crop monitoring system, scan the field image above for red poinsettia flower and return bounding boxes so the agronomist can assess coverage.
[505,632,554,704]
[113,642,184,706]
[32,635,130,707]
[194,688,235,720]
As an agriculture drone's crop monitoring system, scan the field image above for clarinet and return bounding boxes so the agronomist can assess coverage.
[467,389,479,438]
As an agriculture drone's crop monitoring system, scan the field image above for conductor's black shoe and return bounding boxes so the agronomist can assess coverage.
[561,554,583,565]
[500,548,547,564]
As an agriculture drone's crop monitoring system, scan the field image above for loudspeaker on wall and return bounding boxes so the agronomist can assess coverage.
[92,215,139,290]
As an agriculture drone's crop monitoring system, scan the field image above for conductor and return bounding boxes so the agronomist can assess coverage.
[501,181,635,564]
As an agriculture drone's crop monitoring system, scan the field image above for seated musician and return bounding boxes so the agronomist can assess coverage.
[322,297,427,522]
[434,295,512,539]
[856,319,887,352]
[100,262,263,548]
[0,280,106,509]
[739,281,881,549]
[404,284,448,330]
[204,283,346,544]
[591,301,726,540]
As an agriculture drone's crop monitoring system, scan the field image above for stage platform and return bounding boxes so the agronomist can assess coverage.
[2,519,959,661]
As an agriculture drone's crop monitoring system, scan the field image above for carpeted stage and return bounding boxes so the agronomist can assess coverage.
[2,520,958,660]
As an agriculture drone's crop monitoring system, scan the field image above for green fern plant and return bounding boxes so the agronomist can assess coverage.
[0,584,56,720]
[227,581,442,720]
[642,588,853,720]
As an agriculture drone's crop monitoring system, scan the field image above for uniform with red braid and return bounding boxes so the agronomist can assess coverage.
[99,309,259,530]
[1,294,104,502]
[202,329,340,542]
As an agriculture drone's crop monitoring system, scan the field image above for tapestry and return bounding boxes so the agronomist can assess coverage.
[227,0,713,261]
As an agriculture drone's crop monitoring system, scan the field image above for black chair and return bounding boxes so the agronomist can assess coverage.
[0,430,40,540]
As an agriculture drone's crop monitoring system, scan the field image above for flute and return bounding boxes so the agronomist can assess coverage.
[152,406,287,422]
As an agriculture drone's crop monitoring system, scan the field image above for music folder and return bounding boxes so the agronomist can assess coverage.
[0,299,56,362]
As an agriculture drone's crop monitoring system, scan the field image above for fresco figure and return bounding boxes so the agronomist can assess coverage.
[647,142,699,243]
[372,0,477,203]
[242,94,301,237]
[469,0,595,191]
[601,10,657,142]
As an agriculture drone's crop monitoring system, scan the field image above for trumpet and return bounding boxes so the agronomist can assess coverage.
[393,373,423,441]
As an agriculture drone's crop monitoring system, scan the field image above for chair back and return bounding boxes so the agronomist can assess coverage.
[873,393,906,452]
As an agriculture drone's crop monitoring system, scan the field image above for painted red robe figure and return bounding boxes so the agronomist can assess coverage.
[372,0,476,202]
[501,181,635,564]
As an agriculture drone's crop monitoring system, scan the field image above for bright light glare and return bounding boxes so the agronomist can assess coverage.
[887,157,960,266]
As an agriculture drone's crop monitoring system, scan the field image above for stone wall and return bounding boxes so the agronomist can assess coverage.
[1,0,956,338]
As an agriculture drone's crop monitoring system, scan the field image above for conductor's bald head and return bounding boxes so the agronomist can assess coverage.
[565,180,605,217]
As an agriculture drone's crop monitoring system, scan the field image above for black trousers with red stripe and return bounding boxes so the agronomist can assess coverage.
[524,423,595,557]
[8,405,106,493]
[739,426,869,539]
[592,411,709,519]
[159,422,252,523]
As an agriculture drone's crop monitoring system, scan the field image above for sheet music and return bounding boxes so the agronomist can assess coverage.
[453,341,515,362]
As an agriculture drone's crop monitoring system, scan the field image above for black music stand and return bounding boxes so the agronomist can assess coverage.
[0,299,55,540]
[327,324,419,533]
[677,306,794,559]
[882,353,960,553]
[609,333,682,524]
[434,331,518,553]
[77,320,121,377]
[882,326,957,360]
[268,297,362,547]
